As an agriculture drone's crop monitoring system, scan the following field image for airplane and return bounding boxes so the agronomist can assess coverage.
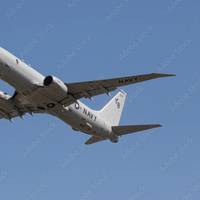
[0,47,175,145]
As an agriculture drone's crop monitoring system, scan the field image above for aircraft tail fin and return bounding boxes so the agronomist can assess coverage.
[98,90,127,126]
[112,124,162,136]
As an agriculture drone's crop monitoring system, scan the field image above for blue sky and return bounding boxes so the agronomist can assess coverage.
[0,0,200,199]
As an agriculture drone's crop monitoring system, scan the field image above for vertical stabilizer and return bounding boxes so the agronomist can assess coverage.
[99,90,127,126]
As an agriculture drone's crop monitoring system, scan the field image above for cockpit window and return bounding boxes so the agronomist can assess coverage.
[16,59,19,64]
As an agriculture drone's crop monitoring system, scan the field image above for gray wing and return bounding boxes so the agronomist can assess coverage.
[65,73,175,100]
[0,104,41,120]
[0,93,42,120]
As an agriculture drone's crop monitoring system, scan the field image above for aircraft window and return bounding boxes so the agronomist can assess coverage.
[16,59,19,64]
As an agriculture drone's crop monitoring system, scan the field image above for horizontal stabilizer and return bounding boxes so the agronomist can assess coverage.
[85,136,106,145]
[112,124,162,136]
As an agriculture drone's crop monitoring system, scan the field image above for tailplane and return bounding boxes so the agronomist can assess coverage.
[98,90,127,126]
[112,124,162,136]
[85,124,161,145]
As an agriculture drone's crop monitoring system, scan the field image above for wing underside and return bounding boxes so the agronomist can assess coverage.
[0,105,40,120]
[0,93,42,120]
[65,73,175,102]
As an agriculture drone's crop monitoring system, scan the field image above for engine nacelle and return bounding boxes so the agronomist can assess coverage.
[0,91,14,118]
[43,75,68,102]
[0,91,11,101]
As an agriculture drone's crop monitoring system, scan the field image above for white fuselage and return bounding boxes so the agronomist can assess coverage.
[0,47,112,139]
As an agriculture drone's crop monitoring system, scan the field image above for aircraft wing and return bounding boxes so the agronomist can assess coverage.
[0,106,46,120]
[65,73,175,100]
[0,105,42,120]
[0,94,43,120]
[0,106,25,120]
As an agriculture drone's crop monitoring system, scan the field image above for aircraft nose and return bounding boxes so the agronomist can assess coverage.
[0,47,5,63]
[0,47,4,54]
[0,47,8,55]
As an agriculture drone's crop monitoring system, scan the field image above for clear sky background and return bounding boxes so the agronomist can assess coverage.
[0,0,200,199]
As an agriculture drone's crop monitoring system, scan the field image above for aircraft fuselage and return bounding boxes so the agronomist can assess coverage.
[0,47,173,144]
[0,47,113,141]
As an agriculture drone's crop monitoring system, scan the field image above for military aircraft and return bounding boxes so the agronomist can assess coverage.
[0,47,175,144]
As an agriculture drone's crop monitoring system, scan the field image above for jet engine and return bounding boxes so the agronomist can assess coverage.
[43,75,68,102]
[0,91,14,119]
[0,91,11,101]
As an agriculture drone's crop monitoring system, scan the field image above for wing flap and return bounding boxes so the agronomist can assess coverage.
[112,124,162,136]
